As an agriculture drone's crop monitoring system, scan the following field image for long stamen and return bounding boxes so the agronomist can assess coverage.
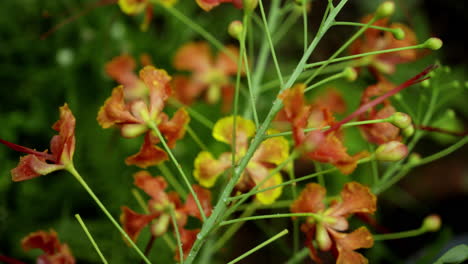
[0,138,56,161]
[325,64,438,135]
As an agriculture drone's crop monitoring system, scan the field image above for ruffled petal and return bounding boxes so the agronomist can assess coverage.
[329,182,377,218]
[193,151,231,188]
[332,227,374,264]
[252,135,289,165]
[120,206,156,242]
[215,45,242,76]
[105,55,138,88]
[125,133,168,168]
[51,103,76,165]
[133,171,169,204]
[291,183,326,214]
[172,75,206,105]
[360,104,400,145]
[139,66,172,117]
[12,155,64,182]
[255,171,283,205]
[174,42,213,73]
[21,229,60,254]
[212,116,255,153]
[278,84,311,145]
[97,86,140,128]
[158,108,190,148]
[174,228,199,262]
[184,185,213,220]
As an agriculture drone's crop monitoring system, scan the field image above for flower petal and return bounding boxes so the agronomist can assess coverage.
[332,227,374,264]
[193,151,231,188]
[253,135,289,165]
[255,171,283,205]
[278,84,311,145]
[97,86,140,128]
[133,171,169,204]
[158,108,190,148]
[212,116,255,153]
[118,0,147,15]
[215,45,242,76]
[174,42,213,73]
[120,206,156,242]
[330,182,377,218]
[291,183,326,214]
[174,228,199,262]
[184,185,213,220]
[21,229,60,254]
[51,103,76,165]
[12,155,64,182]
[172,75,206,105]
[139,66,172,117]
[125,133,168,168]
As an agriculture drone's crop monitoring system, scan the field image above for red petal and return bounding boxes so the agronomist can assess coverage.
[173,42,213,73]
[133,171,169,204]
[125,133,168,168]
[120,206,156,242]
[22,230,60,254]
[330,182,377,218]
[50,104,76,165]
[174,228,199,262]
[158,108,190,148]
[139,66,172,116]
[184,185,212,220]
[11,155,64,182]
[105,55,139,89]
[97,86,141,128]
[331,227,374,264]
[291,183,326,214]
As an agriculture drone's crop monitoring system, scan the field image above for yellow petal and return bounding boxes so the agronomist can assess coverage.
[193,151,230,188]
[256,172,283,205]
[253,135,290,165]
[118,0,147,15]
[212,116,255,152]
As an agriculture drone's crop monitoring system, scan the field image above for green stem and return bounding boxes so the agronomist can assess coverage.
[272,9,302,44]
[170,208,184,264]
[334,21,400,33]
[66,165,151,264]
[265,117,392,139]
[147,122,206,221]
[373,227,426,241]
[368,143,379,185]
[305,43,426,69]
[158,163,187,198]
[242,34,260,126]
[75,214,108,264]
[233,200,293,211]
[226,229,289,264]
[221,213,318,226]
[186,125,209,152]
[168,99,214,129]
[285,247,309,264]
[184,2,349,262]
[305,70,346,89]
[302,1,308,53]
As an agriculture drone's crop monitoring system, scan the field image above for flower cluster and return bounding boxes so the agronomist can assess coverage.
[97,65,189,168]
[120,171,212,260]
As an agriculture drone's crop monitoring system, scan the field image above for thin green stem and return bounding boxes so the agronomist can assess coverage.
[302,1,308,53]
[221,213,318,226]
[265,117,392,139]
[158,163,187,198]
[226,229,289,264]
[147,122,206,221]
[334,21,400,33]
[305,43,426,69]
[314,162,325,187]
[258,0,284,86]
[168,99,214,129]
[75,214,108,264]
[285,247,309,264]
[212,203,258,252]
[272,9,301,44]
[373,227,426,241]
[368,143,379,185]
[233,200,293,211]
[170,208,184,264]
[186,125,208,152]
[66,165,151,264]
[305,70,346,90]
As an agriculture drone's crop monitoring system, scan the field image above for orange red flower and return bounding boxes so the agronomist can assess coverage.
[0,104,75,181]
[193,116,289,204]
[291,182,376,263]
[172,42,242,111]
[195,0,243,12]
[97,65,189,168]
[21,229,75,264]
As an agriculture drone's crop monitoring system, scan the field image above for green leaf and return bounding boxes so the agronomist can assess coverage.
[433,244,468,264]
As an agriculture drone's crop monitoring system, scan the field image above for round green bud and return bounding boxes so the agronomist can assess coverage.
[392,28,405,40]
[403,125,415,137]
[408,153,421,165]
[391,112,412,129]
[376,1,395,19]
[244,0,258,12]
[424,38,443,50]
[393,93,402,101]
[446,109,456,119]
[375,141,408,162]
[228,20,243,40]
[422,214,442,232]
[421,79,431,88]
[342,67,358,82]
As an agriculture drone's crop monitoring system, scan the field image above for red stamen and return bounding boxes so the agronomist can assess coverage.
[325,64,438,135]
[0,138,56,161]
[416,125,468,137]
[0,255,27,264]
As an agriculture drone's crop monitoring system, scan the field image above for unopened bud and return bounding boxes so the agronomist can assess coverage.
[408,153,421,165]
[424,38,443,50]
[403,125,414,137]
[392,28,405,40]
[422,214,441,232]
[375,1,395,19]
[316,223,332,251]
[244,0,258,12]
[228,20,243,40]
[391,112,412,129]
[421,79,431,88]
[342,67,357,81]
[121,124,148,138]
[375,141,408,162]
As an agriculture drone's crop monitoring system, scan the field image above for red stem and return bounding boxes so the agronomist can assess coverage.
[0,138,55,161]
[325,64,438,135]
[0,255,27,264]
[416,125,468,137]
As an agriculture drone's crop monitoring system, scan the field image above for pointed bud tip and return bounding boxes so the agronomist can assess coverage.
[228,20,243,40]
[422,214,441,232]
[343,67,358,82]
[375,141,408,162]
[376,1,395,19]
[392,28,405,40]
[424,38,443,50]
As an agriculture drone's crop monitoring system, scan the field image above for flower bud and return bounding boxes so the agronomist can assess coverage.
[407,153,421,165]
[121,124,148,138]
[421,79,431,88]
[424,38,443,50]
[375,1,395,19]
[403,125,414,137]
[228,20,243,40]
[422,214,441,232]
[244,0,258,12]
[391,112,412,129]
[375,141,408,162]
[316,223,332,251]
[342,67,357,82]
[392,28,405,40]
